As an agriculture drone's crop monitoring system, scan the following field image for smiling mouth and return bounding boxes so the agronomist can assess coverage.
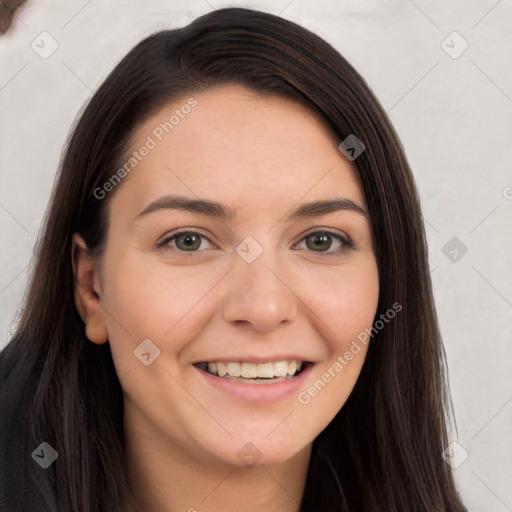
[194,360,310,383]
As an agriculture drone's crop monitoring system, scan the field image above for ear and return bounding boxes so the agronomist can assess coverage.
[71,233,108,345]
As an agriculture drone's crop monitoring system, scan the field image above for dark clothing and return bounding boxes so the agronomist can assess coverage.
[0,353,50,512]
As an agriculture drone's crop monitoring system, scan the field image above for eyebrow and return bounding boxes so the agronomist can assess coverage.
[135,194,368,223]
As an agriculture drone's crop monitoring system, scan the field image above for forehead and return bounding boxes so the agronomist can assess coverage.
[111,84,365,220]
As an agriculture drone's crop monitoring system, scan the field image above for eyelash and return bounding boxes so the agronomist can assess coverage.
[157,228,354,255]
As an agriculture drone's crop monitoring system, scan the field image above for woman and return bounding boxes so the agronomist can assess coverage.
[0,7,468,511]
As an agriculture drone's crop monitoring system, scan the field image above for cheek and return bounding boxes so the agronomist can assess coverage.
[296,260,379,425]
[99,251,225,360]
[292,257,378,403]
[295,304,378,437]
[303,259,380,351]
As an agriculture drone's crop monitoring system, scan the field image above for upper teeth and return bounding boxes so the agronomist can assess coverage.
[206,361,303,378]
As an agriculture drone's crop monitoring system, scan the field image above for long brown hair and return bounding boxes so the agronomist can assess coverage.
[0,7,467,511]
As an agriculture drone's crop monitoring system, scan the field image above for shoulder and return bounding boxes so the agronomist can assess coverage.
[0,348,51,512]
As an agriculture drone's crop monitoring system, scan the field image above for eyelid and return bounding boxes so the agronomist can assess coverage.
[298,227,352,242]
[291,228,353,253]
[157,227,354,254]
[156,228,217,249]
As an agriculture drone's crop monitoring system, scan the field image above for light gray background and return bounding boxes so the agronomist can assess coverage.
[1,1,511,510]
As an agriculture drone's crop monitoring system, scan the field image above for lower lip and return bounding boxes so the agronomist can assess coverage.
[195,363,314,403]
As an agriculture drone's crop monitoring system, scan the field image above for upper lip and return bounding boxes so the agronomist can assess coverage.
[193,355,313,364]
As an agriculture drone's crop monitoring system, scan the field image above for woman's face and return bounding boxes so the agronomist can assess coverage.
[80,84,379,468]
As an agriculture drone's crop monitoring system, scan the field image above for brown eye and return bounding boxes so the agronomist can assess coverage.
[175,233,202,251]
[306,233,333,252]
[157,230,215,252]
[293,230,353,255]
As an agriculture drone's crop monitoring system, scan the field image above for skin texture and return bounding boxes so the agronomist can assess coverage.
[73,84,380,512]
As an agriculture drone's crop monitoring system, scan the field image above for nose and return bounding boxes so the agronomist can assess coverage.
[220,250,298,332]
